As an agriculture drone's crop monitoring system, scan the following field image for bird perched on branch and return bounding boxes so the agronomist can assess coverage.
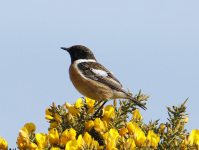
[61,45,146,116]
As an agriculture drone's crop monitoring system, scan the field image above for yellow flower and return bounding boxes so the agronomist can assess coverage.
[54,113,62,123]
[85,120,94,130]
[68,128,76,140]
[0,137,8,150]
[68,106,79,117]
[189,129,199,145]
[17,137,28,150]
[106,137,117,150]
[35,133,48,147]
[19,129,30,144]
[94,118,106,132]
[109,129,119,140]
[77,135,84,149]
[24,123,36,135]
[83,132,92,147]
[65,140,78,150]
[60,129,69,146]
[134,128,146,147]
[119,127,128,136]
[93,140,100,149]
[74,98,83,108]
[126,138,136,150]
[85,97,95,108]
[104,105,115,118]
[49,128,59,144]
[147,130,160,148]
[46,108,52,115]
[127,122,139,134]
[45,108,54,120]
[132,109,142,120]
[30,143,38,149]
[45,115,54,120]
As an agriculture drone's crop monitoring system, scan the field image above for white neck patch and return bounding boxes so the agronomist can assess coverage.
[75,59,96,64]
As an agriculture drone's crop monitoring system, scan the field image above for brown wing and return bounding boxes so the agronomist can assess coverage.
[77,62,125,92]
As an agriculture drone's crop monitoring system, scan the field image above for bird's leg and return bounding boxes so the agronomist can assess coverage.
[94,100,103,108]
[93,100,107,118]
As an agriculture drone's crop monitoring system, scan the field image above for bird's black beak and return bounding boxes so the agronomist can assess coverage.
[61,47,70,52]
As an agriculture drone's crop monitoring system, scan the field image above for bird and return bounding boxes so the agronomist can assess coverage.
[61,45,147,115]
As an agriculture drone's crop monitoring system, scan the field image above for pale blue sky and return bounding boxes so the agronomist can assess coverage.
[0,1,199,148]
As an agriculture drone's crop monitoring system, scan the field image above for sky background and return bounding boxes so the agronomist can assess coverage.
[0,1,199,148]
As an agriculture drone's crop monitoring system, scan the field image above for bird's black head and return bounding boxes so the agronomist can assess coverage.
[61,45,97,63]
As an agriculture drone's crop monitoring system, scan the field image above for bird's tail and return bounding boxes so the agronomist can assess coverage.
[129,97,147,110]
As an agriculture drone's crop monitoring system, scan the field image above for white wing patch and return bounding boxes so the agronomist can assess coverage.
[91,69,108,77]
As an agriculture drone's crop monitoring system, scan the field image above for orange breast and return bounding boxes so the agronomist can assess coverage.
[69,64,113,101]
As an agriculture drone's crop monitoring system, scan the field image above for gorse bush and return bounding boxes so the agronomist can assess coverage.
[1,90,199,150]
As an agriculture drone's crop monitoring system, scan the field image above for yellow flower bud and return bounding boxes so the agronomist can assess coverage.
[65,102,72,109]
[98,102,103,107]
[119,127,128,136]
[167,107,173,112]
[181,117,189,123]
[87,107,95,114]
[114,99,117,107]
[159,123,165,133]
[176,120,180,129]
[99,108,104,116]
[173,106,177,110]
[53,102,57,108]
[50,122,58,128]
[174,139,177,146]
[85,120,94,131]
[54,113,62,123]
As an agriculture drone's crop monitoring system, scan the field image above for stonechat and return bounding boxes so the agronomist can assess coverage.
[61,45,147,115]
